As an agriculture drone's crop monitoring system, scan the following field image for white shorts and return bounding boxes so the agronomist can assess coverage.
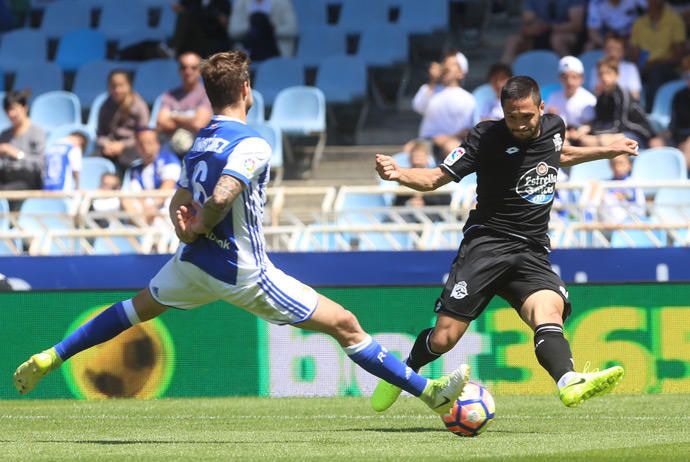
[148,252,319,325]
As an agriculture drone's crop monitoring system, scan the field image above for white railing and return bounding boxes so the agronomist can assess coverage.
[0,179,689,255]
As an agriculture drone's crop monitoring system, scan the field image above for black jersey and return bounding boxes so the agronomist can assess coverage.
[440,113,566,249]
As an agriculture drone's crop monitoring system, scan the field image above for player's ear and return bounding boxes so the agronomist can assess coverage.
[538,99,544,116]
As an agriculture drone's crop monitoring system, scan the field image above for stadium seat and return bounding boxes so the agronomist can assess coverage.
[55,29,107,71]
[292,0,328,28]
[247,90,265,124]
[0,92,10,131]
[513,50,560,88]
[12,63,64,102]
[296,26,347,68]
[568,158,613,182]
[0,197,8,231]
[541,83,562,103]
[472,83,495,125]
[648,79,685,131]
[46,123,96,155]
[315,55,367,104]
[631,147,686,181]
[651,187,690,237]
[29,91,82,134]
[249,122,284,184]
[396,0,449,34]
[253,58,304,106]
[17,198,74,255]
[98,0,149,41]
[610,228,667,248]
[86,91,108,134]
[336,0,389,34]
[0,29,48,72]
[578,49,604,91]
[133,59,180,105]
[73,60,136,109]
[116,28,168,50]
[357,26,409,67]
[61,145,114,189]
[39,0,91,39]
[152,4,177,38]
[92,235,141,255]
[269,86,326,172]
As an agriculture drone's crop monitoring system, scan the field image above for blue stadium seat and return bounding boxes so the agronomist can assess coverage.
[0,91,10,131]
[73,60,135,109]
[578,49,603,91]
[148,94,163,129]
[649,79,685,131]
[541,83,562,104]
[98,0,149,41]
[247,90,265,124]
[0,197,8,231]
[269,86,325,136]
[568,158,613,182]
[92,233,141,255]
[46,123,96,155]
[86,91,108,134]
[396,0,448,34]
[315,55,367,104]
[357,26,409,67]
[292,0,328,28]
[133,59,179,104]
[13,63,64,101]
[116,28,168,50]
[40,0,91,39]
[80,156,117,190]
[472,83,495,125]
[0,29,48,71]
[18,198,74,255]
[55,29,107,71]
[253,57,304,106]
[30,91,82,134]
[296,26,347,68]
[513,50,560,87]
[610,229,667,248]
[336,0,389,34]
[249,122,284,183]
[652,187,690,244]
[631,147,686,181]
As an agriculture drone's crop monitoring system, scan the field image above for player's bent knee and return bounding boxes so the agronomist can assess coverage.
[428,329,459,354]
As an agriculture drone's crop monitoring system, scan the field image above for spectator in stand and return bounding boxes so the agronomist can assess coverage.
[501,0,586,63]
[667,55,690,176]
[630,0,686,110]
[574,56,664,148]
[413,52,476,162]
[584,0,647,50]
[91,172,122,229]
[477,63,513,122]
[546,56,597,143]
[590,34,642,100]
[598,154,646,224]
[156,52,212,156]
[96,70,150,176]
[171,0,231,57]
[393,140,451,222]
[43,130,87,191]
[122,129,181,226]
[229,0,297,60]
[0,91,46,206]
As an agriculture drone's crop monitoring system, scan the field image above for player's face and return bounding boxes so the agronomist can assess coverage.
[503,97,543,142]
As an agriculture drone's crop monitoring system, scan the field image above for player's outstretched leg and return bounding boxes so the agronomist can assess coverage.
[558,365,624,408]
[418,363,471,415]
[13,291,167,395]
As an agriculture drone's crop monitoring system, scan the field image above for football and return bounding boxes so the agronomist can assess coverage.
[441,382,495,437]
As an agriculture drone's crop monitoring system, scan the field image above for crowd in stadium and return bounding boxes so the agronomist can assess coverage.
[0,0,689,253]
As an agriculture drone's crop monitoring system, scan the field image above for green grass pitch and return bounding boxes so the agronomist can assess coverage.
[1,394,689,461]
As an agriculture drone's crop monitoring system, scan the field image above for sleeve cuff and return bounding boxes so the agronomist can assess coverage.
[440,164,461,182]
[222,169,251,185]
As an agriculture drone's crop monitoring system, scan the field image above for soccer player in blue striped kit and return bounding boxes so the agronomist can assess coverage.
[13,51,469,415]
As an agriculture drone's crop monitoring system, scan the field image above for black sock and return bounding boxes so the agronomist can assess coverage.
[406,328,441,372]
[534,323,574,382]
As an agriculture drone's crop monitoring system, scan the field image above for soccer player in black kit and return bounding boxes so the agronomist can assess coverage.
[372,76,636,411]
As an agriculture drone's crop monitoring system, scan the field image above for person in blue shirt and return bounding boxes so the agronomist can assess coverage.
[43,130,88,191]
[13,51,470,416]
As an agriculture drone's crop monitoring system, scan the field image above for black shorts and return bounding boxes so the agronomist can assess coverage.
[435,230,572,321]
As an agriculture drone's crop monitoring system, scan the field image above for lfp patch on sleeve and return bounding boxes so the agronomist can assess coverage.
[443,146,465,166]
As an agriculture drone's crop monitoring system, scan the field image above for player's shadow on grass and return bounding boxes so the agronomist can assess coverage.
[38,440,225,445]
[359,427,447,433]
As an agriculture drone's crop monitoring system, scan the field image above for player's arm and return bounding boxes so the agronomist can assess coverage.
[560,137,639,167]
[376,154,452,191]
[190,174,245,235]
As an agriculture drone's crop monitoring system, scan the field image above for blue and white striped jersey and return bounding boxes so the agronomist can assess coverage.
[177,115,272,285]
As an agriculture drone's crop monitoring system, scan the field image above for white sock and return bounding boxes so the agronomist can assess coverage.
[557,371,579,389]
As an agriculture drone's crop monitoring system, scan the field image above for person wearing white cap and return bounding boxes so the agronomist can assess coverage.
[413,51,476,160]
[545,56,597,143]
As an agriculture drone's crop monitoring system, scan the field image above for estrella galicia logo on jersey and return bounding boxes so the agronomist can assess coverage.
[553,133,563,152]
[443,146,465,166]
[515,162,558,204]
[505,146,520,155]
[450,281,468,299]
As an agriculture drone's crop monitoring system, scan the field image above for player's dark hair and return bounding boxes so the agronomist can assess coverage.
[201,51,251,112]
[3,90,30,111]
[487,63,512,81]
[500,76,541,107]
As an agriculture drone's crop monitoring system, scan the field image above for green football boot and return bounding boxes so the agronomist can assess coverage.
[559,365,624,408]
[13,347,63,395]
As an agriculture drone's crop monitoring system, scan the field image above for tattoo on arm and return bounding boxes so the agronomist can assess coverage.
[200,175,245,231]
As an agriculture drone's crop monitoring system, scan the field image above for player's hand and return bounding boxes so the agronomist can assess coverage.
[174,203,201,244]
[606,137,639,158]
[375,154,401,182]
